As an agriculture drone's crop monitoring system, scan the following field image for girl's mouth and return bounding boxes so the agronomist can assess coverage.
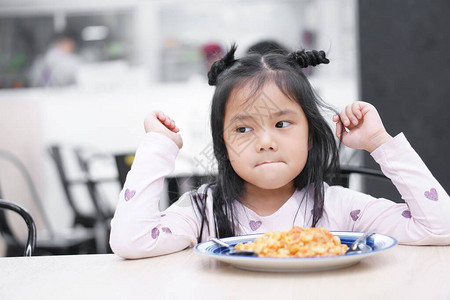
[256,161,282,167]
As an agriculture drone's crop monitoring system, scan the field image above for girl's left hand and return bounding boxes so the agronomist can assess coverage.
[333,101,393,153]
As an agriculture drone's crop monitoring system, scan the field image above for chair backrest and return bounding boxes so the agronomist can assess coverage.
[48,145,91,223]
[165,175,214,205]
[73,147,115,222]
[0,199,36,256]
[48,145,106,227]
[334,165,403,203]
[336,165,387,188]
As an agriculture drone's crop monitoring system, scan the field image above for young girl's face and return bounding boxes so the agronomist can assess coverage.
[223,81,310,192]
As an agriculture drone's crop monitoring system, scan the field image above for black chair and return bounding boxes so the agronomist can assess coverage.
[49,145,120,253]
[48,145,102,228]
[0,149,97,256]
[73,147,116,222]
[334,165,403,203]
[165,175,214,205]
[0,199,36,256]
[337,165,387,188]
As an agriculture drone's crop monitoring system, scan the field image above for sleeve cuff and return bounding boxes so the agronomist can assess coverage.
[142,132,180,156]
[370,132,410,162]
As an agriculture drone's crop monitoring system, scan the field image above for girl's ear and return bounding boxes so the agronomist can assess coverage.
[308,135,313,151]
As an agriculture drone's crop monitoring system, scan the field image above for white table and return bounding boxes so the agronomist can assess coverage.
[0,245,449,300]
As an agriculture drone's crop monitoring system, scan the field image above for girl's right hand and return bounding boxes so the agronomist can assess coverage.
[144,111,183,149]
[333,102,392,153]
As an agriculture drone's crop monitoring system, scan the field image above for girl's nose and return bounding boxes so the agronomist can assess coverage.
[256,131,278,152]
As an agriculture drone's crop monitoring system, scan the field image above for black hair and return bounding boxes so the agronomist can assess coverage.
[193,44,340,241]
[50,29,80,50]
[246,40,289,55]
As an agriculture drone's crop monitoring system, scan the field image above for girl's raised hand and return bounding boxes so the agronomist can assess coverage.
[144,111,183,149]
[333,101,392,153]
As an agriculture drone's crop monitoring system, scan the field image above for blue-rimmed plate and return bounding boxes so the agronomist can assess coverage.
[194,231,397,272]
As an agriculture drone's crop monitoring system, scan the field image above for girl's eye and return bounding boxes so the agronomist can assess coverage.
[275,121,291,128]
[237,127,252,133]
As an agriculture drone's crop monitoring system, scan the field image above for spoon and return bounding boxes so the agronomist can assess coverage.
[210,238,258,256]
[346,229,376,254]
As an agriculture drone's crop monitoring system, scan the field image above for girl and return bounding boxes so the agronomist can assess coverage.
[110,45,450,259]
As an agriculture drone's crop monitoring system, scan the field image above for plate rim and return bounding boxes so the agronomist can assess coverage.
[193,231,397,271]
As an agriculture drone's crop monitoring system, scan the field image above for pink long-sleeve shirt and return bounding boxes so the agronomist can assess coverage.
[110,132,450,259]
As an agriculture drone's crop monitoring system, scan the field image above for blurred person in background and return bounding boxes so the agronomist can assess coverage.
[202,42,224,71]
[29,30,80,87]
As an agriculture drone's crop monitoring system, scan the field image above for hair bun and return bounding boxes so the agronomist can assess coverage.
[207,44,237,86]
[288,50,329,68]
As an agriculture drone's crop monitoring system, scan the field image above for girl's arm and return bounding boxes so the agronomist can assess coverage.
[109,112,203,258]
[331,102,450,244]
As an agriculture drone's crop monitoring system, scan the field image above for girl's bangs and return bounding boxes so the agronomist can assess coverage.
[227,70,300,107]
